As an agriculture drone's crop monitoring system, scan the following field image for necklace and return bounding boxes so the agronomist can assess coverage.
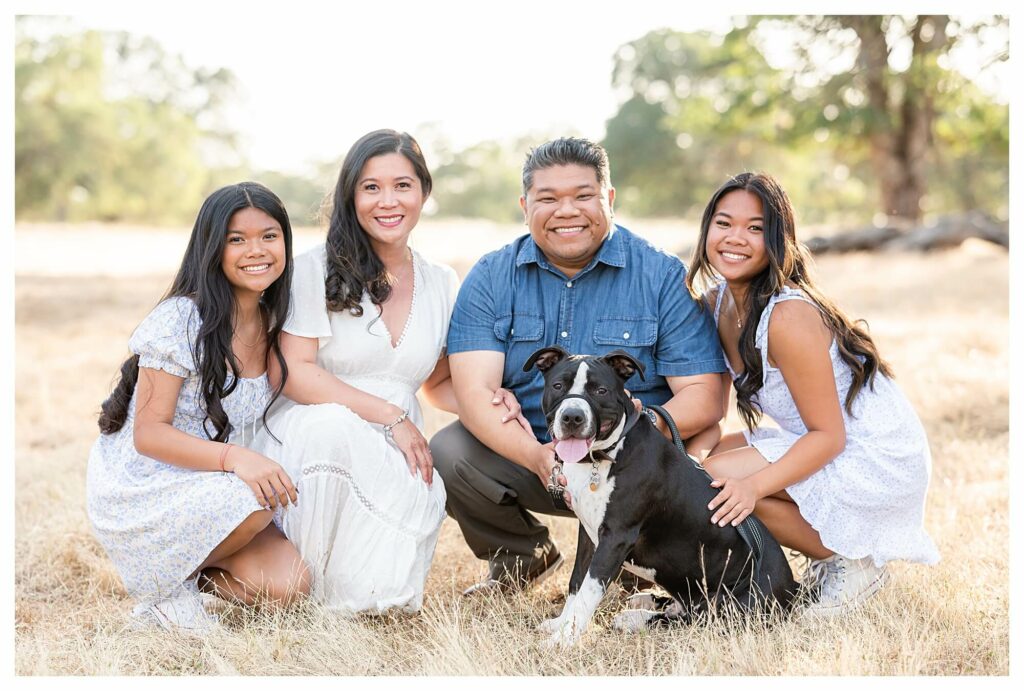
[234,310,265,348]
[731,292,744,331]
[387,248,414,287]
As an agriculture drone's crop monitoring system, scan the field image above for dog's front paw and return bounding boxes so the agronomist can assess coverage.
[612,608,658,633]
[536,616,564,634]
[543,624,582,649]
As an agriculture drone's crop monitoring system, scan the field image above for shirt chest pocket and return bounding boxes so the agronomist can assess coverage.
[593,316,657,347]
[593,317,658,389]
[495,313,546,384]
[494,313,545,343]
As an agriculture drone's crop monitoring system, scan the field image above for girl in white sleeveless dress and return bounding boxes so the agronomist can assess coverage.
[254,130,460,614]
[686,173,939,618]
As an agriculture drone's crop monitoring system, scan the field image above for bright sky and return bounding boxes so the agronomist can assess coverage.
[12,2,1011,177]
[45,3,735,175]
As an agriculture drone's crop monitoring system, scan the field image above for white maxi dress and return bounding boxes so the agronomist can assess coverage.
[255,244,458,614]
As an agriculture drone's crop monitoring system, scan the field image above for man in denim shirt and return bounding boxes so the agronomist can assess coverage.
[430,138,726,595]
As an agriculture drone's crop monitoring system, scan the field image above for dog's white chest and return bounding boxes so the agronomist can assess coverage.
[564,460,614,546]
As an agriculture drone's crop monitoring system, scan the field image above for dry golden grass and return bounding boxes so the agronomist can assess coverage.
[14,231,1008,675]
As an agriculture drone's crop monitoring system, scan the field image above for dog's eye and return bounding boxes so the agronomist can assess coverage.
[596,387,608,396]
[552,382,563,390]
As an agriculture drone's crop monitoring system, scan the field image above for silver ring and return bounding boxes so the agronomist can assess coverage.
[547,464,565,499]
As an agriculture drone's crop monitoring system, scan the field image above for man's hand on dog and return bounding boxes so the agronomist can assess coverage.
[708,476,760,527]
[486,387,573,508]
[532,441,573,509]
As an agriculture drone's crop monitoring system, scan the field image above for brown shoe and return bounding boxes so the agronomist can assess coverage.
[462,548,564,597]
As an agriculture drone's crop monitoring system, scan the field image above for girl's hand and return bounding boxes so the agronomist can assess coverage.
[623,388,643,414]
[492,387,532,433]
[390,418,433,486]
[226,447,298,510]
[707,476,759,527]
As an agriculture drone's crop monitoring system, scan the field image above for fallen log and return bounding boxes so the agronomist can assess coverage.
[805,211,1008,254]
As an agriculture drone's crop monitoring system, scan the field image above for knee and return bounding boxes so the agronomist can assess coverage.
[264,553,312,606]
[701,456,724,482]
[429,422,471,478]
[292,403,365,448]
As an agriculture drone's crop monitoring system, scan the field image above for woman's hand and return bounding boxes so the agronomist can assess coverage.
[492,387,532,433]
[225,447,298,510]
[707,476,760,527]
[390,418,434,486]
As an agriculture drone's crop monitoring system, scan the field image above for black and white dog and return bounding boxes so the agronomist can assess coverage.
[524,346,797,647]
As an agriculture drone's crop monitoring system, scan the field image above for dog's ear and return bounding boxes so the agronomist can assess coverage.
[601,350,646,381]
[523,345,570,374]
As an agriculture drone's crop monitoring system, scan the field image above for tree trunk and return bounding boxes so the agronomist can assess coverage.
[842,16,949,224]
[894,16,949,221]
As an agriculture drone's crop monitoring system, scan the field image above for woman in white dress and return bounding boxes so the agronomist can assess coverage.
[87,182,310,632]
[685,172,939,618]
[256,129,461,614]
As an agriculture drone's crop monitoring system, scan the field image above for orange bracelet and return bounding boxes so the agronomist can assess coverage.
[219,443,235,472]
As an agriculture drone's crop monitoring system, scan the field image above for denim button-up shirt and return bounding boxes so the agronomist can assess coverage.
[447,225,726,441]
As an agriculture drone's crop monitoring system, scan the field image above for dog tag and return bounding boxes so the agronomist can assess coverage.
[589,463,600,492]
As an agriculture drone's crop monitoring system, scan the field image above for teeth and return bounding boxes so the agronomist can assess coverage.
[242,264,269,272]
[377,215,402,223]
[553,226,585,233]
[722,252,747,260]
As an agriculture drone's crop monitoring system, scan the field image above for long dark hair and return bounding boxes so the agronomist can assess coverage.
[686,172,893,432]
[98,182,294,442]
[324,129,431,315]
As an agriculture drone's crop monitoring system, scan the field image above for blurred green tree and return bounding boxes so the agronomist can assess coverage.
[429,139,522,222]
[603,16,1008,225]
[15,18,241,223]
[424,129,579,222]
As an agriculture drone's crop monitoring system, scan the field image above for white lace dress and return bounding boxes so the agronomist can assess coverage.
[714,284,940,567]
[86,297,269,605]
[254,244,458,614]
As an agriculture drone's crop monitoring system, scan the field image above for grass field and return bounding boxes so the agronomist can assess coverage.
[13,224,1009,675]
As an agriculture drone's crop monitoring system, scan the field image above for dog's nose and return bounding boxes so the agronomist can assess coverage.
[561,409,586,428]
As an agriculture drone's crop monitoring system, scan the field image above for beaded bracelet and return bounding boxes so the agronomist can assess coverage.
[219,443,235,472]
[383,410,409,437]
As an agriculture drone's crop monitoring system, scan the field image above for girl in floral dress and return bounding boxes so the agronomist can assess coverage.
[87,182,310,632]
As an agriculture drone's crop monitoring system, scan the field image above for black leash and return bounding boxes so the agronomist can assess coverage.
[645,404,766,575]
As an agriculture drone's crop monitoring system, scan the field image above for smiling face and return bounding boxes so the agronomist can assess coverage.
[354,152,425,253]
[705,189,770,283]
[220,206,287,299]
[520,164,615,277]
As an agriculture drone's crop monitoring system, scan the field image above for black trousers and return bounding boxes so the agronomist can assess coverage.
[429,420,574,580]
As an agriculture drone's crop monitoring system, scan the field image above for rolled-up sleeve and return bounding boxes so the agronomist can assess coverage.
[447,256,505,354]
[653,262,727,376]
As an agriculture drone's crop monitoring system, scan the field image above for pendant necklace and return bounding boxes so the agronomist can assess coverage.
[235,311,264,348]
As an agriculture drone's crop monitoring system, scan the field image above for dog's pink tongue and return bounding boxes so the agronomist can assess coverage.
[556,438,592,464]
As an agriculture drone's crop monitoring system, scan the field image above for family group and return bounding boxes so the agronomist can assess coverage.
[86,131,938,634]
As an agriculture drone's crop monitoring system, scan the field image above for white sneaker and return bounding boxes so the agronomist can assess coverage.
[790,550,819,590]
[132,582,218,634]
[800,555,889,619]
